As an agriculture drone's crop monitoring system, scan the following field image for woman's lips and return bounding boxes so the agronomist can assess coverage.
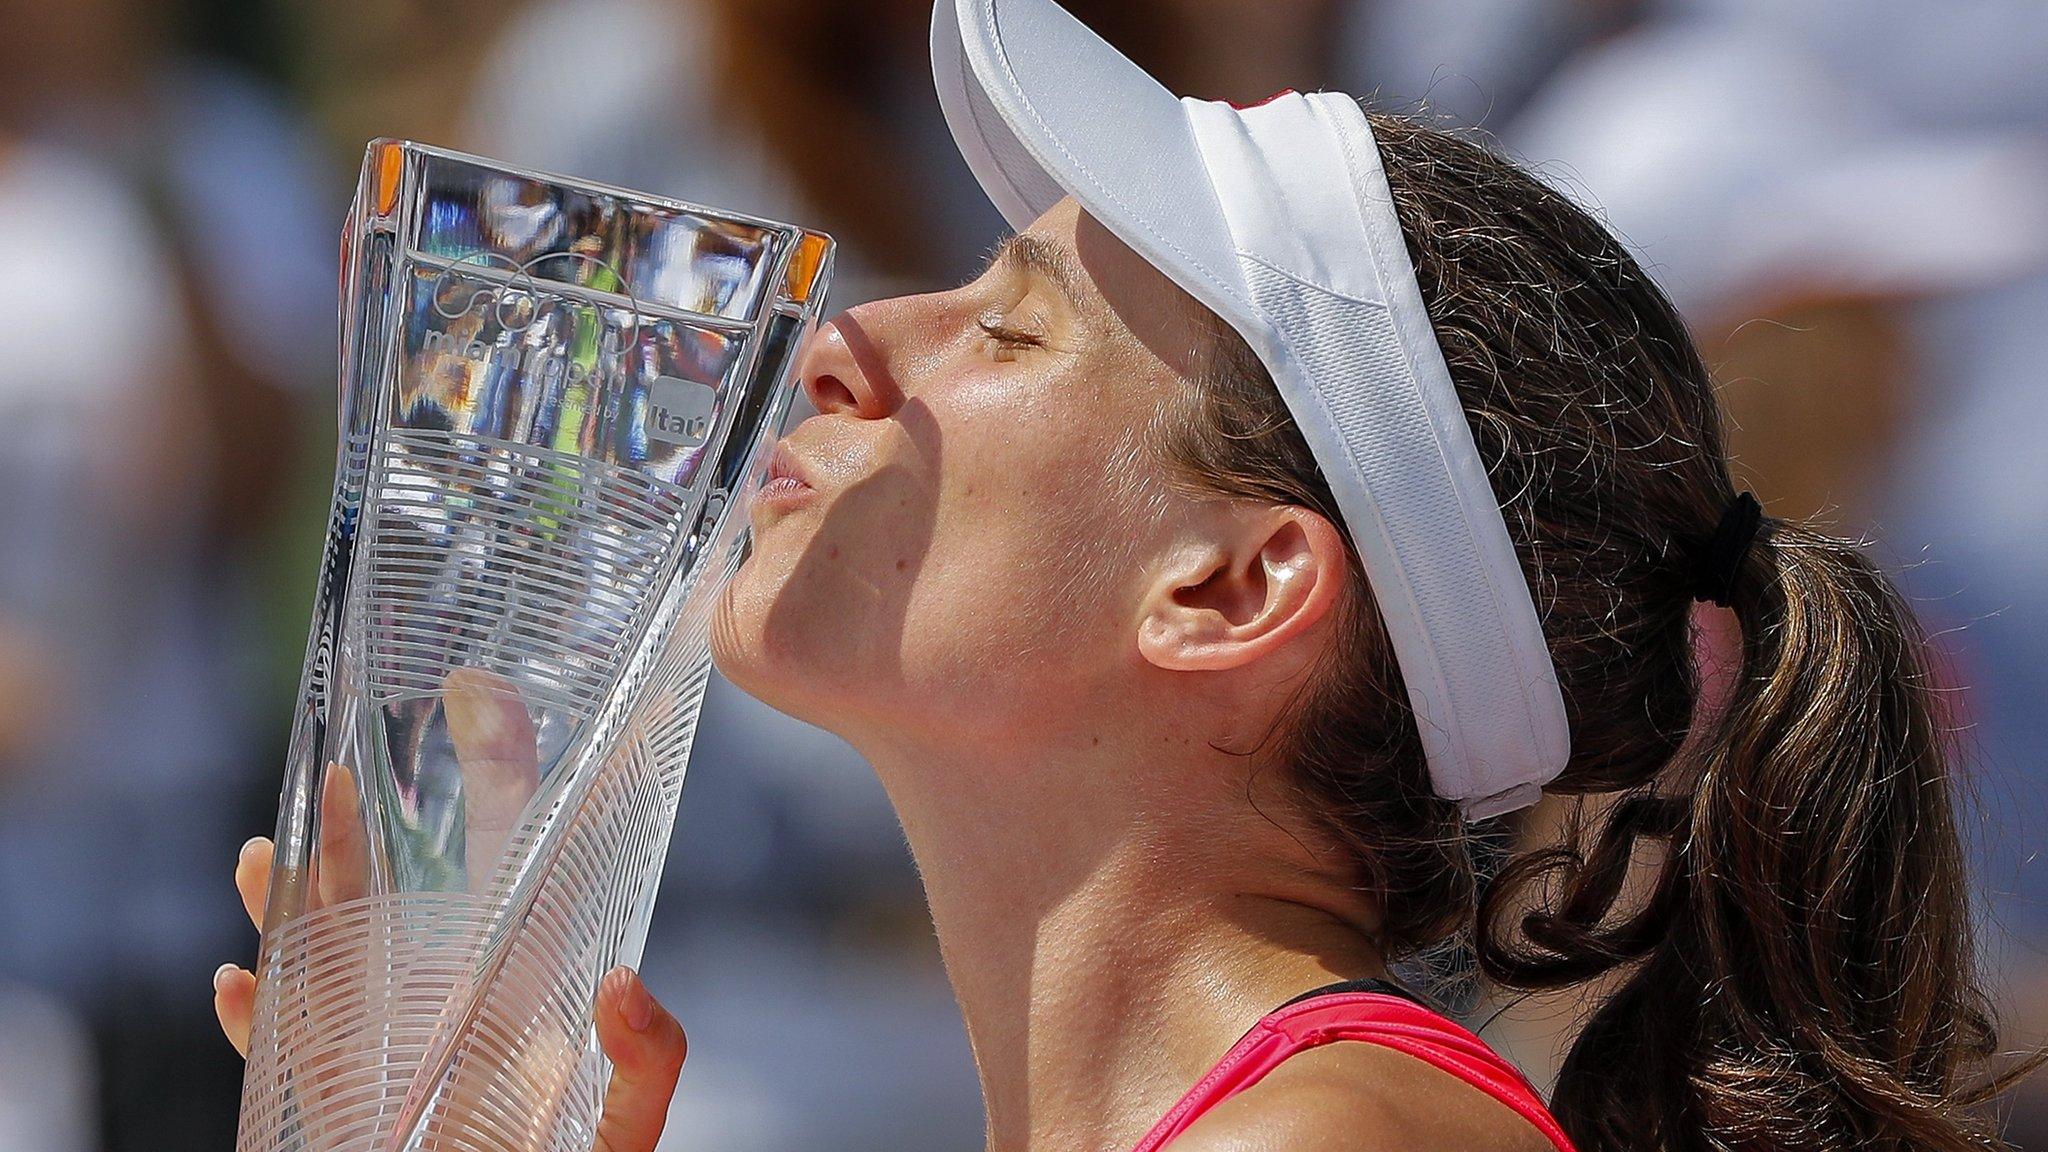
[758,475,813,503]
[756,442,817,511]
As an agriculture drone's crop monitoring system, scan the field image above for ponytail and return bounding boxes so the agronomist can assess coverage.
[1162,109,2037,1150]
[1483,516,2029,1152]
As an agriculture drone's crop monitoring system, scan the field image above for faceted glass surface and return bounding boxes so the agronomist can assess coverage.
[237,140,832,1152]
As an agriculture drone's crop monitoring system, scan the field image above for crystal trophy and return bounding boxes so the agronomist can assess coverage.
[235,140,833,1152]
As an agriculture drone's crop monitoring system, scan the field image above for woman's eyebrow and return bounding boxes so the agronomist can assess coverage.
[990,232,1088,309]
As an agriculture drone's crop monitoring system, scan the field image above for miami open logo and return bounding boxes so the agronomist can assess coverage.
[423,250,717,450]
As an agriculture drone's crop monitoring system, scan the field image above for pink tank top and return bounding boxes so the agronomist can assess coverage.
[1130,981,1577,1152]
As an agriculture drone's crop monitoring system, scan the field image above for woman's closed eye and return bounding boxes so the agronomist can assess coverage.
[978,318,1047,361]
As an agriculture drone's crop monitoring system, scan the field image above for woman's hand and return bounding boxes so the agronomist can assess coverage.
[214,836,687,1152]
[212,666,691,1152]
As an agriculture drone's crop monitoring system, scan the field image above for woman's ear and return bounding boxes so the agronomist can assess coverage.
[1136,506,1348,673]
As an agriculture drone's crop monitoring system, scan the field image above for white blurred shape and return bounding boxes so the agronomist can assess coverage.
[1509,23,2048,318]
[0,986,97,1152]
[1664,0,2048,129]
[1338,0,1598,127]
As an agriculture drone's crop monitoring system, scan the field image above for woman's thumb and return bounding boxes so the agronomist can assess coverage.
[592,966,686,1152]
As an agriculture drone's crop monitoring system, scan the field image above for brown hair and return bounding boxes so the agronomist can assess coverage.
[1159,108,2031,1152]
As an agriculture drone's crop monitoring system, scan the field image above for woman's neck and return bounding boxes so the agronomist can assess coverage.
[862,739,1387,1152]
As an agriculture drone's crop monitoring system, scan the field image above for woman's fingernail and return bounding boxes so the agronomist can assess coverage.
[213,963,240,992]
[239,837,265,862]
[620,971,654,1033]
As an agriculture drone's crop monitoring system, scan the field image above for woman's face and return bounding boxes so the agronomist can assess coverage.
[712,198,1219,752]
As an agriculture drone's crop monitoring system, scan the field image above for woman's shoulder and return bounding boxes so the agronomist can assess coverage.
[1164,1038,1558,1152]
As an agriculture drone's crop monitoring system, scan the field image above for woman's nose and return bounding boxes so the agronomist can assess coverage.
[798,314,897,420]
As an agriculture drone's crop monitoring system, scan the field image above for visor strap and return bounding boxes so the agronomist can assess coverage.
[1182,92,1571,819]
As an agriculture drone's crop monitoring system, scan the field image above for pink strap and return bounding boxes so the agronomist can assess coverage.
[1129,993,1576,1152]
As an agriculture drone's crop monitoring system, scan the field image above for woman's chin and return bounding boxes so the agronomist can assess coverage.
[711,593,820,721]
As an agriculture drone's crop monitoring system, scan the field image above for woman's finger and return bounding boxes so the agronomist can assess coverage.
[213,963,258,1057]
[591,966,685,1152]
[236,836,274,930]
[316,763,370,908]
[444,667,541,894]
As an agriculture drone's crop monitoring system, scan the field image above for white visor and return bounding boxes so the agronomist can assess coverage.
[933,0,1571,818]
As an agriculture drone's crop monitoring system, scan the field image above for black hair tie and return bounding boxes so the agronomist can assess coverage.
[1691,492,1763,608]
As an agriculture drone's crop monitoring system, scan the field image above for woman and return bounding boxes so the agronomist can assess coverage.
[216,0,2028,1148]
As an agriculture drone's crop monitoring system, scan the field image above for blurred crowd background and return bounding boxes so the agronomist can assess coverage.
[1,0,2046,1148]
